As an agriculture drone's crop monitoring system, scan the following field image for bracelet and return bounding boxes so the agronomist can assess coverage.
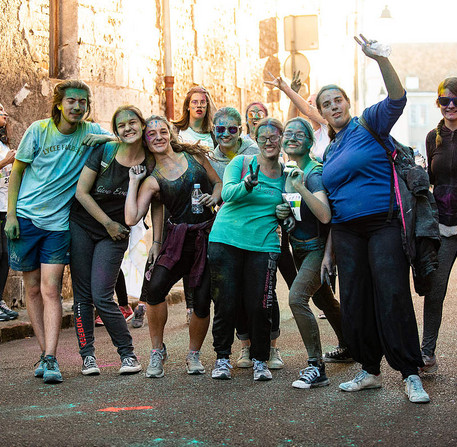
[153,241,162,245]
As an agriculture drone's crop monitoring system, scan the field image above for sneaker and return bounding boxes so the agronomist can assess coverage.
[186,350,205,375]
[0,309,11,321]
[404,374,430,403]
[186,308,193,325]
[131,304,146,328]
[292,363,329,389]
[253,359,272,381]
[420,353,438,374]
[146,345,167,378]
[0,300,18,319]
[339,370,382,392]
[211,358,233,380]
[43,355,63,384]
[324,346,353,363]
[95,315,104,326]
[236,346,253,368]
[119,305,134,322]
[82,355,100,376]
[119,356,142,374]
[34,352,46,377]
[267,347,284,370]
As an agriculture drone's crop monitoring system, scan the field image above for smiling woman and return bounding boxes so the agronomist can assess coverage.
[69,105,150,377]
[125,114,222,378]
[208,117,285,382]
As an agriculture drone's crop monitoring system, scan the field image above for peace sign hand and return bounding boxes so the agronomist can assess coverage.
[244,163,260,192]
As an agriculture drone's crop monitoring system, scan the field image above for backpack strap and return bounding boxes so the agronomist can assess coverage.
[358,115,395,223]
[100,141,120,175]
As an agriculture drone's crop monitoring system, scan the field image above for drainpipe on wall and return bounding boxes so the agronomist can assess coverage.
[163,0,174,120]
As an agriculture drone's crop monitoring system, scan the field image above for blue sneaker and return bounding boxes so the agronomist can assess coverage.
[43,355,63,384]
[34,352,46,378]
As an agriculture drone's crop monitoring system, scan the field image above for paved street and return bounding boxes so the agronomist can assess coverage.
[1,272,457,447]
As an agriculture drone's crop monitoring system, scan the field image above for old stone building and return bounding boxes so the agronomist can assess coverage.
[0,0,291,306]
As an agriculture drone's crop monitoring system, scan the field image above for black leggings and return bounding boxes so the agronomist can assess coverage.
[0,212,9,300]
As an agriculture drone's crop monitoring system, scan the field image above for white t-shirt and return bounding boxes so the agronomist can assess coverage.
[311,124,330,163]
[0,141,12,212]
[179,127,214,150]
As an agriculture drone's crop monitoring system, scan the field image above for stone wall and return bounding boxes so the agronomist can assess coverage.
[1,0,283,308]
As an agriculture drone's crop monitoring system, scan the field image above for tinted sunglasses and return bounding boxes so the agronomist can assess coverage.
[438,96,457,107]
[247,110,266,119]
[215,126,239,134]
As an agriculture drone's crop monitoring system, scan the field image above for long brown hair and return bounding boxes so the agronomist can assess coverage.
[316,84,350,141]
[435,77,457,147]
[145,115,212,157]
[51,79,92,126]
[172,86,215,133]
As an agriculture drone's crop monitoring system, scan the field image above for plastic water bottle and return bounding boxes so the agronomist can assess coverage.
[191,183,203,214]
[370,42,391,58]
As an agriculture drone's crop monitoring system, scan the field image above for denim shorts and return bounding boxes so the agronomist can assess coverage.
[7,217,70,271]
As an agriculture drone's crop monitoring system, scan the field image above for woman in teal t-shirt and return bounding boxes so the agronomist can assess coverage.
[208,117,285,382]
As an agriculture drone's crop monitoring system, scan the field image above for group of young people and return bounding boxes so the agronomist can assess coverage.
[3,36,457,405]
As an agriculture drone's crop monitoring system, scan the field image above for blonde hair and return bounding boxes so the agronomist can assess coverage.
[436,77,457,147]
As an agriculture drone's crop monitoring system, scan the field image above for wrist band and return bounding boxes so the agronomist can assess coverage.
[153,241,162,244]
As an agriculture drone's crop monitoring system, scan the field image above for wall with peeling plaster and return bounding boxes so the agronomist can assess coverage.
[0,0,281,306]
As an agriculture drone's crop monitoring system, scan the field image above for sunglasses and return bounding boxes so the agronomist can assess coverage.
[438,97,457,107]
[283,130,310,141]
[248,110,266,119]
[215,125,240,134]
[257,135,281,144]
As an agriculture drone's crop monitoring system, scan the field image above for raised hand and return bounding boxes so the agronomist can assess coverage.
[244,163,260,192]
[290,71,302,93]
[129,164,147,182]
[264,71,286,91]
[354,34,390,59]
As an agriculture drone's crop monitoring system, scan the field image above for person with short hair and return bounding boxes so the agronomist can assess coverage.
[6,79,113,384]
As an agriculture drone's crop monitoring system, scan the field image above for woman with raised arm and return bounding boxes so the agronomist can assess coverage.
[208,117,285,382]
[318,36,429,404]
[125,115,221,378]
[70,105,152,376]
[421,77,457,374]
[276,117,351,390]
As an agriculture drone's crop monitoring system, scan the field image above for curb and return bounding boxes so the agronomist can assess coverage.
[0,287,185,344]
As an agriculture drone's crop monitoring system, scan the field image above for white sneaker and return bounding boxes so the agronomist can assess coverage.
[212,358,233,380]
[253,359,272,381]
[119,357,142,374]
[339,370,382,392]
[186,350,205,375]
[404,374,430,403]
[267,347,284,370]
[236,346,253,368]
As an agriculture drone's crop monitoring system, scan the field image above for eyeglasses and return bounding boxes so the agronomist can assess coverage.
[190,100,207,107]
[283,130,310,141]
[257,135,281,144]
[438,96,457,107]
[215,125,240,134]
[247,110,266,119]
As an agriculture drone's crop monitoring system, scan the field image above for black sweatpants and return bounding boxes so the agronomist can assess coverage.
[332,215,423,379]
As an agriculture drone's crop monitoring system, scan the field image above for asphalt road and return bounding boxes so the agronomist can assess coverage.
[1,273,457,447]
